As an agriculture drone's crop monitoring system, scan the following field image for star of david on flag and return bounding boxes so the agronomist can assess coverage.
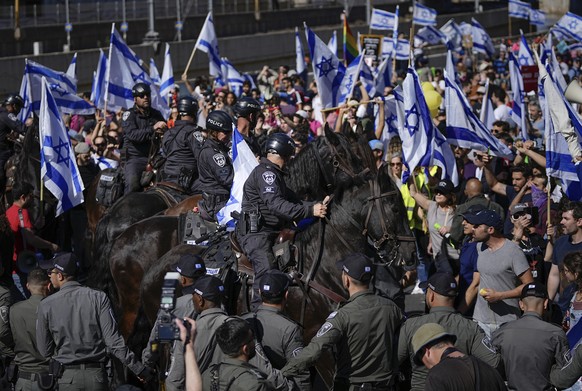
[508,0,531,20]
[556,12,582,43]
[370,8,397,31]
[529,9,546,26]
[412,3,437,26]
[39,77,84,216]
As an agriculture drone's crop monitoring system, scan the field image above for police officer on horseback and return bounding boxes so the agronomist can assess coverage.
[238,133,328,310]
[121,83,167,194]
[195,110,234,221]
[161,96,204,192]
[234,97,262,156]
[0,94,27,196]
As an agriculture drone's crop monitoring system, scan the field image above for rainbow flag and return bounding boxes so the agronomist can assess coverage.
[343,14,358,65]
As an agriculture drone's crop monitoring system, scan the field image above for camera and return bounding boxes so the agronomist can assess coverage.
[156,272,182,343]
[511,203,539,227]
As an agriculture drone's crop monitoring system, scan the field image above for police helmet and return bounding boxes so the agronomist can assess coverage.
[265,133,295,158]
[233,97,261,118]
[206,110,233,133]
[177,96,197,118]
[132,83,151,97]
[5,94,24,109]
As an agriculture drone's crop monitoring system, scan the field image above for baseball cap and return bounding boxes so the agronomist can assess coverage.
[419,273,458,297]
[510,203,530,216]
[368,139,383,151]
[74,142,90,154]
[68,130,84,143]
[336,253,375,283]
[435,179,454,195]
[260,270,292,298]
[193,275,225,302]
[520,282,548,300]
[412,323,457,366]
[294,110,308,120]
[173,254,206,278]
[52,252,79,276]
[478,62,492,72]
[462,209,503,230]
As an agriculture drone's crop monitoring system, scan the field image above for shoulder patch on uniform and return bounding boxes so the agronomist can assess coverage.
[262,171,276,185]
[193,132,204,143]
[122,111,131,121]
[481,336,496,354]
[292,347,303,357]
[213,153,226,167]
[263,186,275,194]
[248,369,265,379]
[316,322,333,337]
[327,311,338,319]
[564,349,573,365]
[0,306,8,324]
[7,113,17,121]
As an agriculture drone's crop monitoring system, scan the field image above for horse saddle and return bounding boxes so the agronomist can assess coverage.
[179,210,218,245]
[149,182,191,205]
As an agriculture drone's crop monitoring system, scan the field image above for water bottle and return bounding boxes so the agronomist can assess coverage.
[433,223,451,239]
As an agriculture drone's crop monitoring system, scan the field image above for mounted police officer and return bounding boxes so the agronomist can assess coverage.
[0,94,27,195]
[195,110,234,221]
[121,82,167,194]
[238,132,328,310]
[234,97,262,156]
[161,96,204,192]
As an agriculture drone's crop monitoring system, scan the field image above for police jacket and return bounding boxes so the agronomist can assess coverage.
[0,107,26,151]
[162,120,204,178]
[194,307,231,374]
[241,158,314,232]
[282,290,403,385]
[201,357,275,391]
[121,106,165,158]
[195,138,233,197]
[10,294,49,373]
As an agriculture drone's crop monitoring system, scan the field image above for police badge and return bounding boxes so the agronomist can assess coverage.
[262,171,276,185]
[213,153,226,167]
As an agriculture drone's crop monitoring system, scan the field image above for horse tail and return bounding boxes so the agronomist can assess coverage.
[87,213,118,307]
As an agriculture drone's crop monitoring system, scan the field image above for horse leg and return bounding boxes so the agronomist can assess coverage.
[114,265,144,340]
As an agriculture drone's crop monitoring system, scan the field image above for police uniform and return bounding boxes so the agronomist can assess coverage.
[551,343,582,389]
[0,284,13,359]
[36,254,145,391]
[201,357,274,391]
[121,105,165,194]
[194,137,233,219]
[0,106,26,194]
[239,157,314,309]
[10,294,49,391]
[161,119,204,191]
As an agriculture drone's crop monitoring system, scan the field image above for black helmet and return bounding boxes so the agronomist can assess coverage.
[132,83,151,97]
[5,94,24,109]
[233,97,261,117]
[265,133,295,158]
[206,110,233,133]
[177,96,197,118]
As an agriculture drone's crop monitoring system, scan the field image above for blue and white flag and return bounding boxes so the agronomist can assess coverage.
[550,47,568,92]
[360,60,375,96]
[517,31,535,66]
[509,54,528,140]
[382,94,401,143]
[66,53,77,90]
[395,39,410,61]
[444,71,513,158]
[195,12,222,79]
[480,79,496,131]
[149,58,161,86]
[415,25,446,46]
[105,25,169,118]
[552,25,576,42]
[305,24,345,109]
[412,3,437,26]
[90,49,107,109]
[392,6,399,52]
[440,19,462,51]
[18,73,31,122]
[327,31,338,57]
[432,119,459,186]
[24,59,95,116]
[471,18,495,57]
[337,54,363,105]
[508,0,531,20]
[216,127,259,227]
[570,42,582,53]
[295,27,307,84]
[160,43,175,105]
[373,55,393,96]
[382,37,394,59]
[39,77,84,216]
[530,9,546,26]
[221,58,245,97]
[445,50,460,90]
[556,12,582,43]
[370,8,397,30]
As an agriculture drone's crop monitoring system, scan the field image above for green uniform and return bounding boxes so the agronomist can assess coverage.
[551,343,582,389]
[0,283,14,358]
[10,294,49,391]
[194,307,231,374]
[398,306,500,391]
[282,290,403,390]
[202,357,275,391]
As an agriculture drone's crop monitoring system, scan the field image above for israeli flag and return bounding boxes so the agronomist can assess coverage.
[508,0,531,20]
[195,12,222,79]
[24,59,95,116]
[360,60,375,97]
[149,58,161,86]
[221,58,245,97]
[395,39,410,61]
[444,71,513,158]
[440,19,462,51]
[480,79,495,131]
[160,43,175,105]
[382,94,401,143]
[373,55,393,96]
[530,8,546,26]
[445,50,460,90]
[517,32,535,66]
[416,25,446,46]
[413,3,437,26]
[551,46,568,92]
[90,49,107,110]
[392,6,399,52]
[216,127,259,227]
[508,54,528,140]
[66,53,77,90]
[556,12,582,42]
[370,8,397,31]
[295,27,307,83]
[432,118,459,186]
[471,18,495,57]
[327,31,337,57]
[39,77,84,216]
[18,73,31,122]
[552,25,576,42]
[305,24,345,109]
[382,37,394,59]
[337,54,363,105]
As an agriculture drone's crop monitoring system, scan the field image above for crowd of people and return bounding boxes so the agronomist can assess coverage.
[1,27,582,390]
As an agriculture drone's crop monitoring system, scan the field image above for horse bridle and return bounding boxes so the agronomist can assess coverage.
[313,136,366,192]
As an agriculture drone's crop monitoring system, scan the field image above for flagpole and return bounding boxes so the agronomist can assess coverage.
[182,46,198,80]
[509,15,512,37]
[409,25,414,68]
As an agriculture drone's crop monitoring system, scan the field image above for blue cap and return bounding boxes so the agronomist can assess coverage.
[368,140,383,151]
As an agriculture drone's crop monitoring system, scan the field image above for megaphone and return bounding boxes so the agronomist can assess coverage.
[17,250,40,274]
[565,80,582,104]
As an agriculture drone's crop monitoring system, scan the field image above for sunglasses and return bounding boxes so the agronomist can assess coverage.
[390,162,402,167]
[136,93,150,99]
